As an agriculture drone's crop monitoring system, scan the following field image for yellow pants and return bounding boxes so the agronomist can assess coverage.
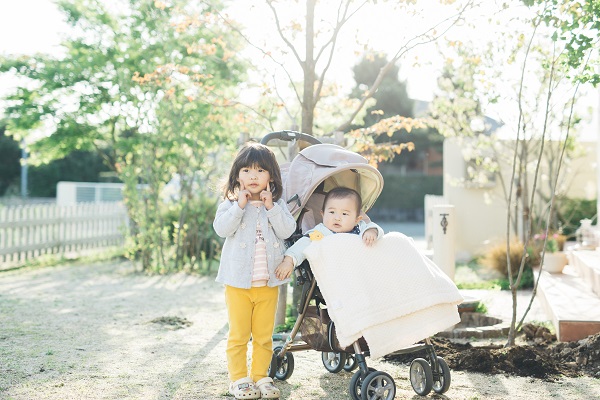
[224,285,279,382]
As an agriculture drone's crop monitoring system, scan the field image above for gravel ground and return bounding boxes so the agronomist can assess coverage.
[1,260,599,399]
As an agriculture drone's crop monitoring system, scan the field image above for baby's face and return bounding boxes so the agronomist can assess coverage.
[321,197,362,233]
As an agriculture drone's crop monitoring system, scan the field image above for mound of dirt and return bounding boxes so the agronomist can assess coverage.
[149,316,193,330]
[447,344,572,379]
[385,327,600,380]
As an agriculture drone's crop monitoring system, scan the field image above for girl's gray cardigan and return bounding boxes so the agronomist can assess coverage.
[213,198,297,289]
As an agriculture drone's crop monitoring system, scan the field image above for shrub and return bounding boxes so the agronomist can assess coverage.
[497,266,534,290]
[482,239,532,281]
[162,194,223,273]
[275,303,297,333]
[556,197,597,239]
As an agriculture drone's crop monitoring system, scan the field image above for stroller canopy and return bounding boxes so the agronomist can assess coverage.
[281,143,384,219]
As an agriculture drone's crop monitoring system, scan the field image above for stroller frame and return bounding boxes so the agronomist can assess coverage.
[261,131,452,399]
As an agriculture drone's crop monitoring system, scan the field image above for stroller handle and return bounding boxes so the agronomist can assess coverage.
[260,130,322,146]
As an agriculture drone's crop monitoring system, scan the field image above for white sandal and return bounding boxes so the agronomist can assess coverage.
[229,377,260,399]
[255,377,280,399]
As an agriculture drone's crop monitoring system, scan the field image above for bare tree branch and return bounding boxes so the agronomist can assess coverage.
[332,0,475,133]
[504,9,543,347]
[272,73,299,125]
[265,0,306,68]
[313,1,367,105]
[517,49,589,332]
[212,4,304,106]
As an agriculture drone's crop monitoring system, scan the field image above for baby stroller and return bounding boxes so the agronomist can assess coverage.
[261,131,452,399]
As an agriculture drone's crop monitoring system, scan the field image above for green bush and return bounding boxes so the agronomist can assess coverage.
[497,266,534,290]
[556,197,597,239]
[275,303,297,333]
[162,195,223,273]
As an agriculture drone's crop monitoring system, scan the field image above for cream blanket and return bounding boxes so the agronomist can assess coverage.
[303,232,463,359]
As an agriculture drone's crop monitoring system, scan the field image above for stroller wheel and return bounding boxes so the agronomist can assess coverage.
[343,353,359,372]
[348,367,377,400]
[268,346,295,381]
[360,371,396,400]
[432,356,451,394]
[321,351,347,373]
[409,358,433,396]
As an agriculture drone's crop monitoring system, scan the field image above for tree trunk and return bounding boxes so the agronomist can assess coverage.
[275,135,302,326]
[301,0,316,136]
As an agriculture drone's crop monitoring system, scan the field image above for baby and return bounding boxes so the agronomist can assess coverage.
[275,186,383,280]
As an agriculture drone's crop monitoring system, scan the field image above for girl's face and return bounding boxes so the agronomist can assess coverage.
[321,197,362,233]
[238,165,272,200]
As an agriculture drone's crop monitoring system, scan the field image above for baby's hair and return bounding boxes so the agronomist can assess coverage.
[223,142,283,201]
[322,187,362,214]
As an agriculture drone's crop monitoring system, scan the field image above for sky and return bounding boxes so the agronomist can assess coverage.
[0,1,66,55]
[0,0,598,140]
[0,1,67,102]
[0,0,443,99]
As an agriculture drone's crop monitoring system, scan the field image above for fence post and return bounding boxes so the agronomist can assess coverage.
[432,204,456,280]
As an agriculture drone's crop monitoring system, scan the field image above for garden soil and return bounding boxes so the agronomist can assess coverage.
[1,260,599,399]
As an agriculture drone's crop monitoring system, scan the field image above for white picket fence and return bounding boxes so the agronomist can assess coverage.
[0,202,129,269]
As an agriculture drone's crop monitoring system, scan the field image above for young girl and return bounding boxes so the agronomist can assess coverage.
[213,142,296,400]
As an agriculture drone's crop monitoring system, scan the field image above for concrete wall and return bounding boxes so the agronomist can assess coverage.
[444,137,597,260]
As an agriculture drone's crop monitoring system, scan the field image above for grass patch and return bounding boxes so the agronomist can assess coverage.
[1,247,127,273]
[456,281,502,290]
[185,259,221,276]
[454,259,534,290]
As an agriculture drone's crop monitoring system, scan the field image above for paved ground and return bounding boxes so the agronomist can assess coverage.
[2,260,598,400]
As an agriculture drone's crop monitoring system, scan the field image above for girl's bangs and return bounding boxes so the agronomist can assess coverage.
[241,148,272,171]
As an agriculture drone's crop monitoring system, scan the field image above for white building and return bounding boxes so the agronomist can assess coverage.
[443,137,597,260]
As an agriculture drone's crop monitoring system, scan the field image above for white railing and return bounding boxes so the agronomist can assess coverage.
[0,202,129,269]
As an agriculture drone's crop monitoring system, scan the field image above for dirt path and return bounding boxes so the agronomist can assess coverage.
[1,261,599,399]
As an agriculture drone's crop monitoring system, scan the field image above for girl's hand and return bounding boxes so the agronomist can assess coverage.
[237,182,251,209]
[275,256,294,280]
[363,228,378,246]
[261,182,274,210]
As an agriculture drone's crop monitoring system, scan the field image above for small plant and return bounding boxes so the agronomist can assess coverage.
[482,239,530,278]
[481,240,533,289]
[546,237,559,253]
[532,232,565,254]
[474,302,488,314]
[526,320,556,335]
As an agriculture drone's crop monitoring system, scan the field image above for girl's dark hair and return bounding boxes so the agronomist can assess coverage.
[322,187,362,213]
[223,142,284,201]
